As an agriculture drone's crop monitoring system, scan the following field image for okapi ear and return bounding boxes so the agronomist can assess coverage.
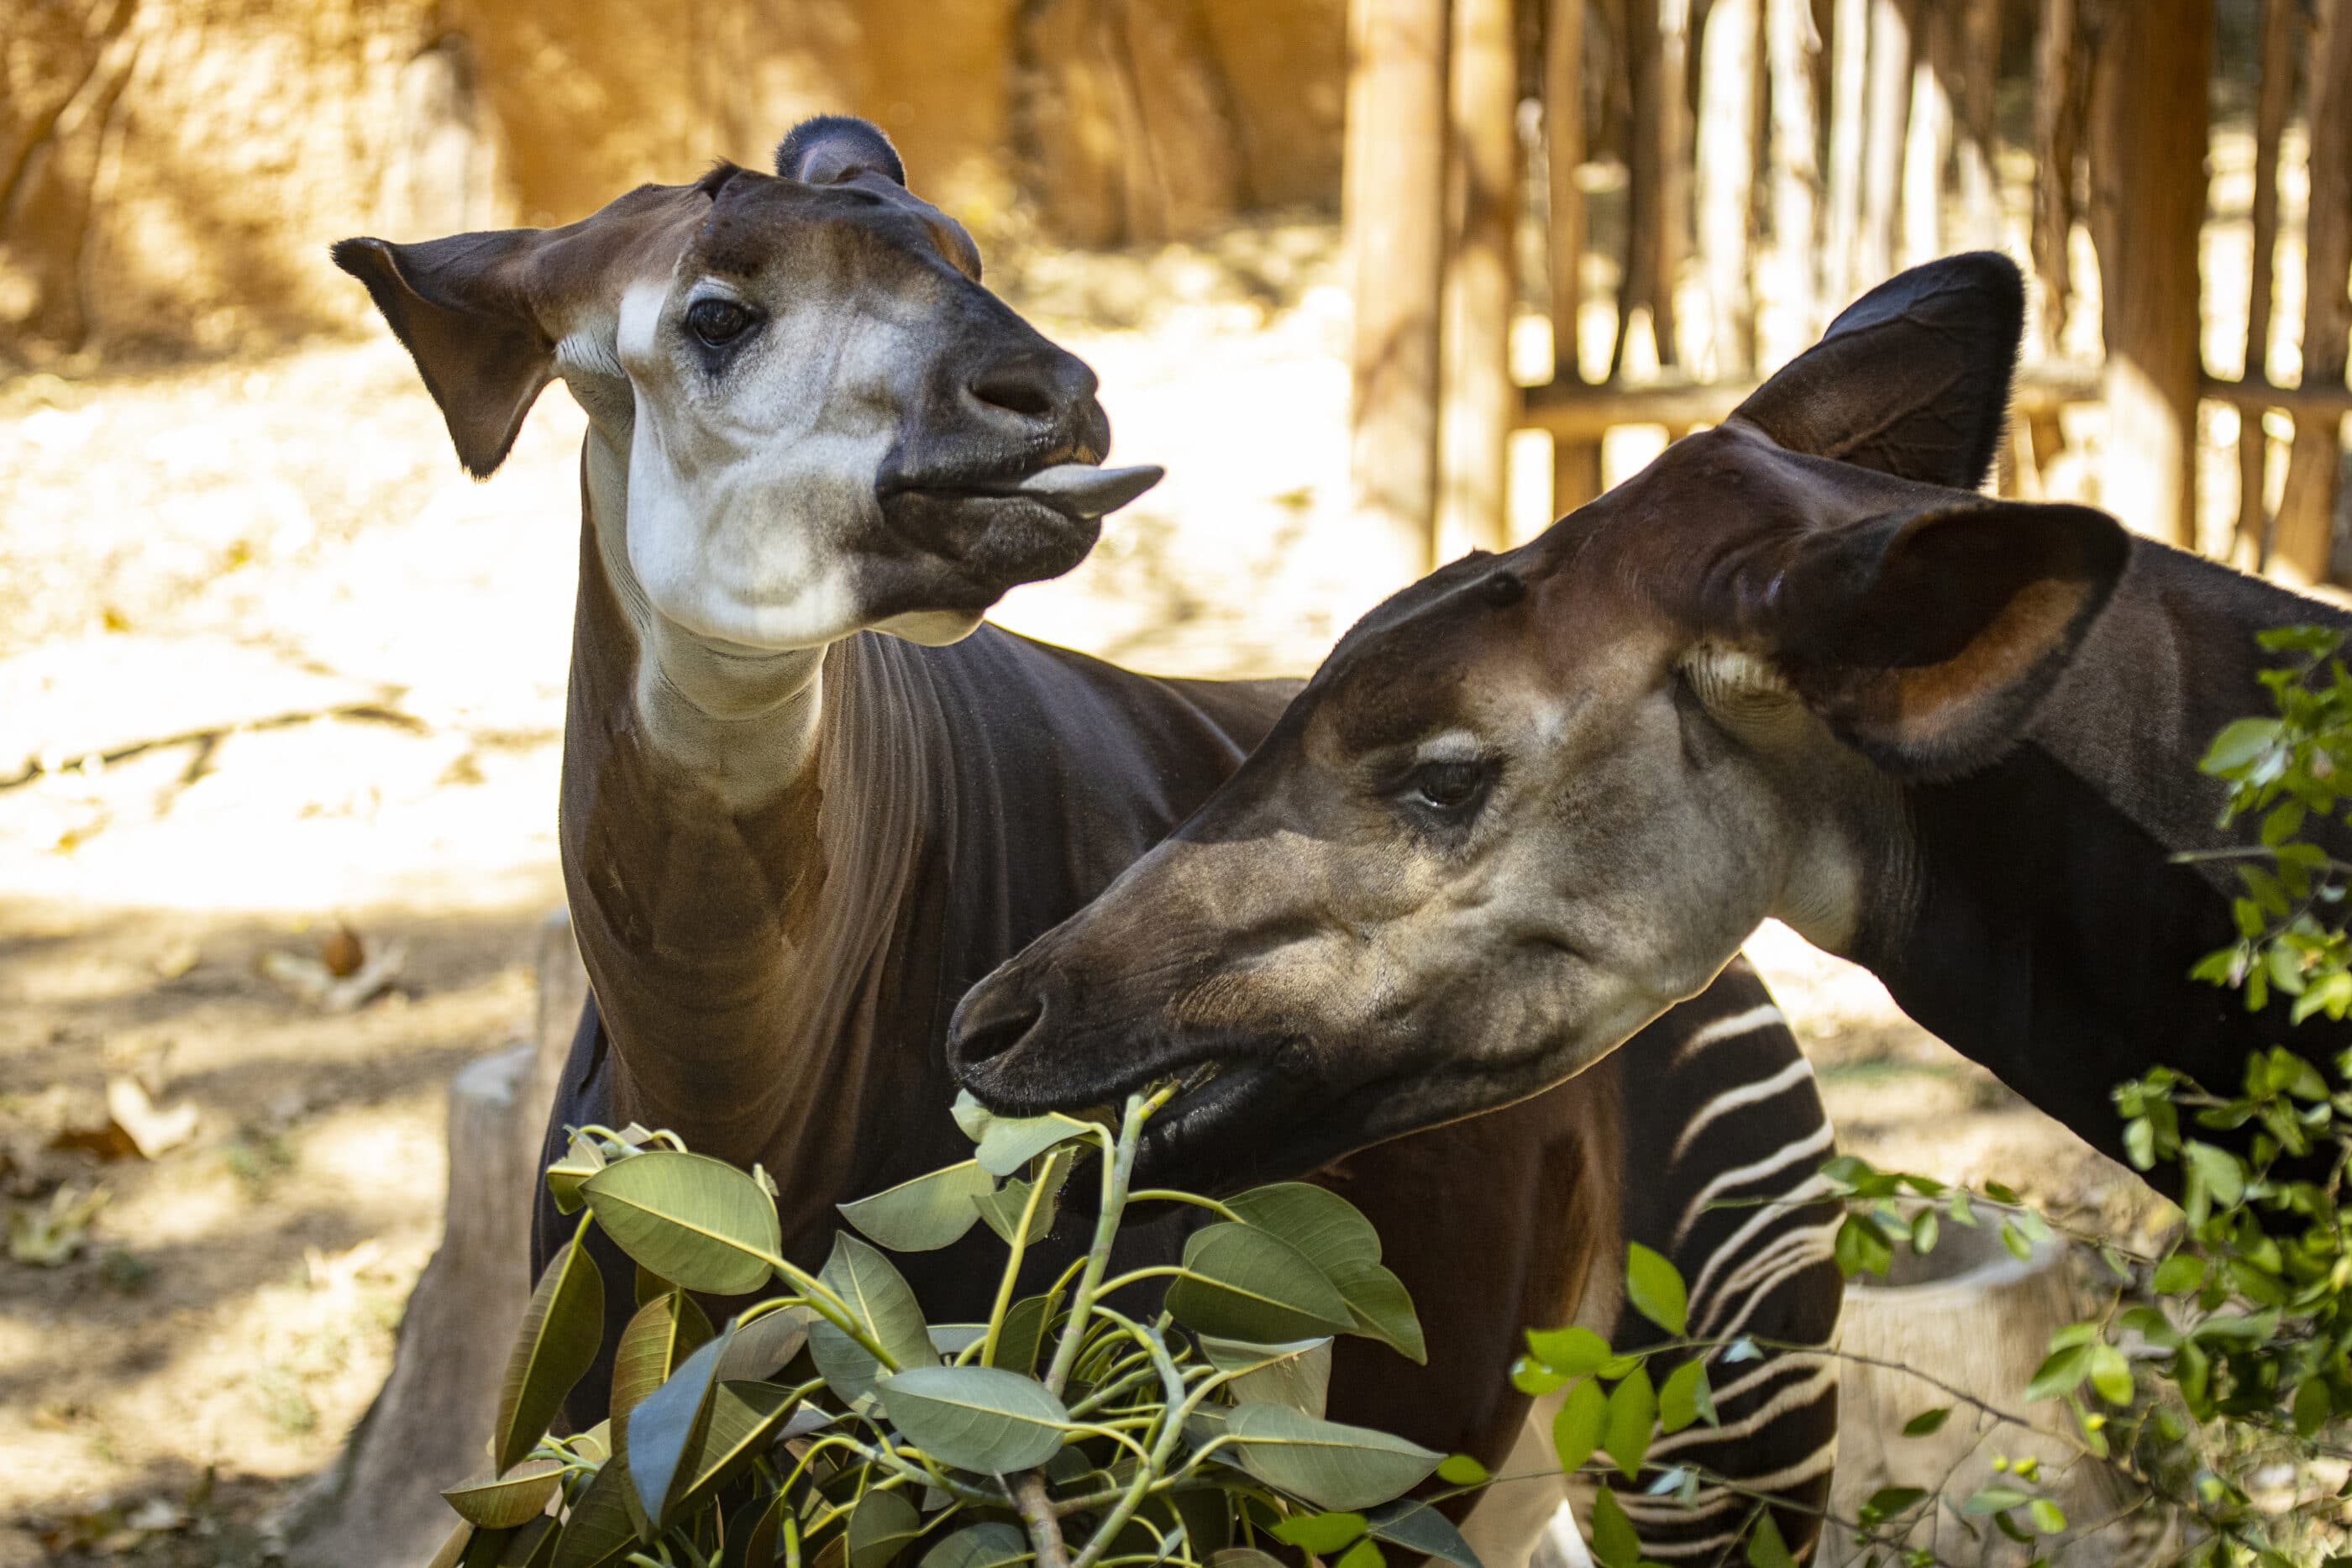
[776,115,907,186]
[1747,499,2129,777]
[1729,252,2025,491]
[332,230,554,478]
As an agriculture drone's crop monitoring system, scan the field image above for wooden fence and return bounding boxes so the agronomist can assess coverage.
[1344,0,2352,585]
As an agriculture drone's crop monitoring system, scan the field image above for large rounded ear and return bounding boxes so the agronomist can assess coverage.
[775,115,906,186]
[331,229,554,478]
[1722,499,2129,776]
[1729,252,2024,490]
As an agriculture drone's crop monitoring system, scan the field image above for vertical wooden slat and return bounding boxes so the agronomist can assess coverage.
[1858,0,1910,291]
[1761,0,1820,362]
[1618,0,1691,372]
[2088,0,2212,550]
[1695,0,1761,378]
[1439,0,1522,556]
[1823,0,1868,307]
[1898,0,1947,270]
[1956,0,2002,252]
[2031,0,2083,355]
[2244,0,2297,569]
[1342,0,1451,582]
[2275,0,2352,582]
[1549,0,1606,514]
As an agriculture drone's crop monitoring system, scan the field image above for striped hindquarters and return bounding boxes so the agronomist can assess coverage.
[1606,957,1845,1565]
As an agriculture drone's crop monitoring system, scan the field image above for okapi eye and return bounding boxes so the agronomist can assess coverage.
[685,297,759,348]
[1404,758,1493,817]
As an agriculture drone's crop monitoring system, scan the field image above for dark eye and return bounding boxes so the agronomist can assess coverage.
[1403,758,1493,817]
[685,297,759,348]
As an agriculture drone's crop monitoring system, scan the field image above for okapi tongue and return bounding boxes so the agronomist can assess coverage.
[1011,464,1163,519]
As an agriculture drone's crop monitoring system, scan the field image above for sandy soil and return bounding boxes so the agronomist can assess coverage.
[0,195,2265,1562]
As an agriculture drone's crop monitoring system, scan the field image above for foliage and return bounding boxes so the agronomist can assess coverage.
[429,1084,1488,1568]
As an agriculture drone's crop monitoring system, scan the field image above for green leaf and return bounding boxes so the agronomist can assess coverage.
[502,1518,559,1568]
[2022,1345,2089,1403]
[582,1151,781,1297]
[1221,1403,1443,1510]
[2183,1141,2245,1207]
[1435,1455,1488,1487]
[1658,1359,1708,1434]
[1333,1539,1385,1568]
[2087,1345,2134,1405]
[1551,1378,1607,1473]
[879,1364,1072,1472]
[1864,1487,1928,1518]
[848,1489,923,1568]
[549,1457,639,1568]
[988,1294,1053,1376]
[1325,1258,1427,1365]
[1908,1208,1940,1255]
[950,1089,999,1144]
[972,1155,1069,1247]
[547,1134,606,1216]
[717,1305,811,1383]
[1603,1367,1655,1479]
[2296,1377,2334,1436]
[2000,1219,2034,1261]
[1228,1183,1383,1273]
[1525,1326,1611,1377]
[920,1522,1030,1568]
[838,1161,997,1252]
[612,1291,715,1431]
[1270,1512,1368,1555]
[2151,1253,2207,1294]
[2203,716,2283,774]
[675,1380,812,1513]
[2029,1499,2067,1534]
[1166,1224,1356,1343]
[1961,1486,2032,1514]
[443,1460,564,1529]
[1201,1335,1334,1417]
[1588,1487,1640,1568]
[1210,1555,1286,1568]
[1900,1407,1950,1437]
[1743,1510,1794,1568]
[496,1230,606,1473]
[1362,1500,1480,1568]
[1624,1244,1688,1335]
[625,1327,730,1532]
[810,1234,935,1412]
[722,1492,784,1568]
[975,1111,1095,1177]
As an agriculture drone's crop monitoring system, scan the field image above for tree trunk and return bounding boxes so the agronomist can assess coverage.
[2088,0,2211,550]
[1550,0,1607,515]
[2244,0,2297,568]
[2275,0,2352,583]
[1344,0,1452,583]
[1439,0,1522,558]
[1695,0,1761,377]
[1619,0,1692,373]
[1761,0,1821,364]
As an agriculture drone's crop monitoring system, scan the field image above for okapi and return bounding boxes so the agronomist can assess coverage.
[335,117,1842,1562]
[948,251,2352,1251]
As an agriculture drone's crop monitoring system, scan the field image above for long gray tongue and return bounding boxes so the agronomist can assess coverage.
[1011,464,1163,519]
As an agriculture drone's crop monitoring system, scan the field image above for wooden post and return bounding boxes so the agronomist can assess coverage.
[1761,0,1820,363]
[1955,0,2003,252]
[2088,0,2211,550]
[1824,0,1869,310]
[1898,0,1948,270]
[1439,0,1521,556]
[1549,0,1606,514]
[2243,0,2297,568]
[1345,0,1452,584]
[2032,0,2084,355]
[1618,0,1692,373]
[1695,0,1761,378]
[2275,0,2352,584]
[1858,0,1912,291]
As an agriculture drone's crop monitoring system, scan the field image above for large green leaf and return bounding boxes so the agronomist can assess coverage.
[612,1291,715,1430]
[879,1364,1072,1472]
[1221,1403,1442,1510]
[809,1233,935,1412]
[625,1328,731,1533]
[848,1488,923,1568]
[675,1380,806,1513]
[1324,1259,1425,1366]
[549,1459,638,1568]
[975,1111,1095,1177]
[1200,1335,1332,1417]
[1624,1244,1688,1336]
[1602,1367,1654,1480]
[496,1231,606,1472]
[717,1306,811,1382]
[1364,1500,1483,1568]
[920,1521,1031,1568]
[838,1162,996,1252]
[443,1460,564,1529]
[1227,1183,1382,1272]
[972,1153,1070,1246]
[582,1151,780,1297]
[1166,1224,1354,1343]
[1551,1378,1606,1473]
[988,1294,1053,1376]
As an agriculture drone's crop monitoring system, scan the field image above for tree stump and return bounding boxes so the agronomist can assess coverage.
[286,913,587,1567]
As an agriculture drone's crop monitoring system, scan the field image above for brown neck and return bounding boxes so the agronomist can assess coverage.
[555,448,953,1240]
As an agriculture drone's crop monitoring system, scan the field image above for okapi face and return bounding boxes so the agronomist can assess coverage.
[334,116,1155,652]
[950,254,2131,1188]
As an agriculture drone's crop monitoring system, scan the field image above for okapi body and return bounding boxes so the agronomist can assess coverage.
[337,116,1843,1562]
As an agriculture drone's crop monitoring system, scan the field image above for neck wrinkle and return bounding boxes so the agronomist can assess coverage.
[561,454,953,1244]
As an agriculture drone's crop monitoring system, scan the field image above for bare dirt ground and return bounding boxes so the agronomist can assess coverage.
[0,172,2292,1562]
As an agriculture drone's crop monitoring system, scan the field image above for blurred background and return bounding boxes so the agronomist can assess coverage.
[1,0,2345,1563]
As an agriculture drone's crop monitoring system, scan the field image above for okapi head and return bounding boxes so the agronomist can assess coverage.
[333,116,1156,652]
[950,253,2131,1189]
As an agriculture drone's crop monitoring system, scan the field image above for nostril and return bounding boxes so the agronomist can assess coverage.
[966,358,1060,422]
[948,982,1047,1075]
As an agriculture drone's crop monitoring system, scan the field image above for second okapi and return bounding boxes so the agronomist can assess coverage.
[337,118,1841,1564]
